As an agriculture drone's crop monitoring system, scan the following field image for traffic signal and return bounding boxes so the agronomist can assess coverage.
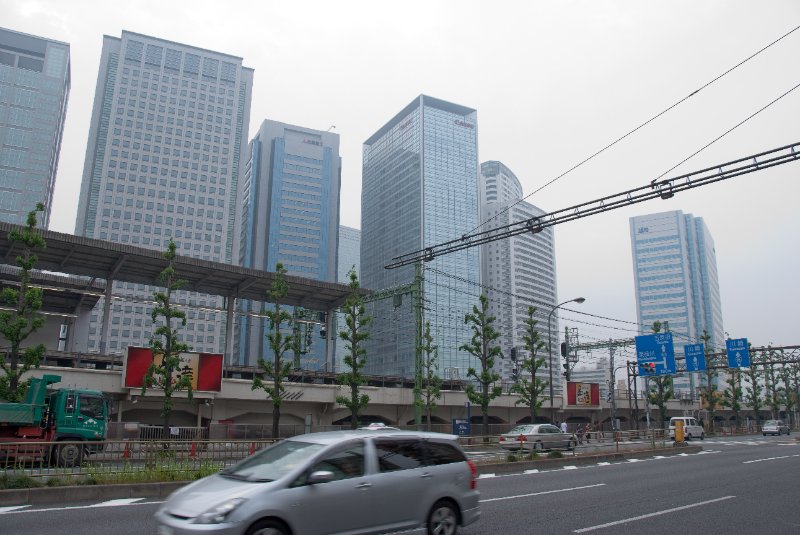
[510,348,517,361]
[640,362,656,374]
[563,363,570,381]
[560,342,568,357]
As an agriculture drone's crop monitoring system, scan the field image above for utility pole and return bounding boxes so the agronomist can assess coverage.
[609,342,616,431]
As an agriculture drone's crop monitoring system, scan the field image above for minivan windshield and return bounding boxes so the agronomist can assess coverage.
[221,440,325,482]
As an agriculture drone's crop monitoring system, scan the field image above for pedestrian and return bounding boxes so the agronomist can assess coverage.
[560,421,568,433]
[585,423,592,443]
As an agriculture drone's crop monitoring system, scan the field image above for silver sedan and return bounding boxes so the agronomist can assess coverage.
[498,424,577,452]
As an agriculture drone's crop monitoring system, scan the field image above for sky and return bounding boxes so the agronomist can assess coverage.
[3,0,799,363]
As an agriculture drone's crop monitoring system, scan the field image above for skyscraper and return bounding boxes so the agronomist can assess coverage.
[361,95,480,379]
[74,31,253,355]
[335,225,361,372]
[237,120,341,368]
[0,27,70,227]
[630,210,724,395]
[479,161,558,388]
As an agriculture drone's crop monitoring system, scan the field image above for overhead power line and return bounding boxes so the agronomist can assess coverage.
[386,141,800,269]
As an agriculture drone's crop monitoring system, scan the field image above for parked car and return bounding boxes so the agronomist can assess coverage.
[155,429,480,535]
[762,420,790,436]
[668,417,705,440]
[498,424,577,452]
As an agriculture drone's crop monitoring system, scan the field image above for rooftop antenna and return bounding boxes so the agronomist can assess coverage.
[327,125,336,132]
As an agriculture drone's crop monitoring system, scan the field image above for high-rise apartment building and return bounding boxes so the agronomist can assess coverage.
[630,210,724,395]
[361,95,480,379]
[335,225,360,372]
[74,31,253,356]
[479,161,558,389]
[236,120,340,368]
[0,27,70,227]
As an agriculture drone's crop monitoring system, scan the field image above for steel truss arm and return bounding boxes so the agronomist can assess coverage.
[386,142,800,269]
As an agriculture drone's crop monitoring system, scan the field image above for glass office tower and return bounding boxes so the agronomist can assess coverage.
[75,31,253,356]
[0,27,70,227]
[237,120,341,368]
[361,95,481,379]
[630,210,724,396]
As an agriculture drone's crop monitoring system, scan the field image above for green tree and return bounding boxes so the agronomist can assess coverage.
[744,347,765,428]
[699,330,719,434]
[764,345,782,419]
[779,362,800,429]
[0,204,46,402]
[511,306,548,424]
[336,270,371,429]
[415,321,442,431]
[721,368,743,432]
[646,321,673,428]
[142,239,194,440]
[252,263,294,438]
[460,294,503,438]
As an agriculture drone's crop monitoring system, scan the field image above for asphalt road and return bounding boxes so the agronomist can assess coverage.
[2,435,798,534]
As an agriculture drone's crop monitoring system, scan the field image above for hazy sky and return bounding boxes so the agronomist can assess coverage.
[3,1,799,362]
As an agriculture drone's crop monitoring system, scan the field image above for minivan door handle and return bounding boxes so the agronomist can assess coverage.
[420,472,433,479]
[356,482,372,490]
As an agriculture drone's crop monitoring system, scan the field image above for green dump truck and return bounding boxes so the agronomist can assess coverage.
[0,374,108,467]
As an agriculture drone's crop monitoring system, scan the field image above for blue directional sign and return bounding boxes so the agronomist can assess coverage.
[635,333,677,376]
[684,344,706,372]
[726,338,750,368]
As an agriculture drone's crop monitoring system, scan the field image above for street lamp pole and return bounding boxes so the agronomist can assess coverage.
[548,297,586,423]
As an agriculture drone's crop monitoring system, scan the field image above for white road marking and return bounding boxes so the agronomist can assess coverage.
[0,500,163,515]
[653,455,666,459]
[597,462,611,466]
[523,469,539,474]
[573,496,736,532]
[627,459,642,463]
[478,473,497,478]
[482,483,606,503]
[563,465,578,470]
[743,454,800,464]
[0,505,31,514]
[88,498,146,507]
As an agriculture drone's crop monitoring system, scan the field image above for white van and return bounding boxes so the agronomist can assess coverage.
[668,417,705,440]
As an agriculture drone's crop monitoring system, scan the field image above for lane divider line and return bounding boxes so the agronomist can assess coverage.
[573,495,736,532]
[482,483,606,503]
[0,505,31,514]
[88,498,146,507]
[743,454,800,464]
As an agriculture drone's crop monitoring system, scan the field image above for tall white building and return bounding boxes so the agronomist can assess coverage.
[629,210,724,395]
[0,27,70,227]
[479,161,558,391]
[74,31,253,356]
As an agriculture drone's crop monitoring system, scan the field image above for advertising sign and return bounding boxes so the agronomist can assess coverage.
[567,382,600,406]
[124,346,223,392]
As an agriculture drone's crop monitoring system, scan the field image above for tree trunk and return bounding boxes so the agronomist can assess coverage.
[273,404,281,438]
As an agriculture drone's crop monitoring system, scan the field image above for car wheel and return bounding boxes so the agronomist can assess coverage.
[686,434,692,441]
[533,442,544,452]
[246,519,289,535]
[55,443,83,467]
[763,433,767,436]
[568,439,577,451]
[700,433,705,440]
[428,500,458,535]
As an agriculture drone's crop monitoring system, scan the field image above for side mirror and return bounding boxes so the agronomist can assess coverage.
[307,470,335,484]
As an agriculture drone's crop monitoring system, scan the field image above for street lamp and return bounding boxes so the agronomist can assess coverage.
[548,297,586,423]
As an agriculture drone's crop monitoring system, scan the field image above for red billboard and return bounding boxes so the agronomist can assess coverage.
[566,382,600,407]
[124,346,223,392]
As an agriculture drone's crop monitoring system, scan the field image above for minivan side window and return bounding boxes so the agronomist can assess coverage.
[298,442,365,484]
[375,439,426,472]
[424,441,466,466]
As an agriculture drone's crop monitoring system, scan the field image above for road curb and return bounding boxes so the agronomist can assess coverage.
[1,446,702,507]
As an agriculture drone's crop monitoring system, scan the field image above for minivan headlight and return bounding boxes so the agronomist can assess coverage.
[194,497,247,524]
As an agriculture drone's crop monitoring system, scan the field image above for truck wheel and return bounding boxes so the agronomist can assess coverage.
[56,443,83,467]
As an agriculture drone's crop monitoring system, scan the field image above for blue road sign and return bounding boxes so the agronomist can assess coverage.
[635,333,677,376]
[726,338,750,368]
[684,344,706,372]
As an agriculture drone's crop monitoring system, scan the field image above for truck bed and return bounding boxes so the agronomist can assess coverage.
[0,403,41,426]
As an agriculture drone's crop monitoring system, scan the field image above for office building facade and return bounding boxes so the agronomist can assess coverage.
[630,210,724,395]
[74,31,253,356]
[361,95,480,379]
[0,27,70,227]
[237,120,340,368]
[479,161,558,389]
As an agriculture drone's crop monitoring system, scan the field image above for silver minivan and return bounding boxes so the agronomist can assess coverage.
[155,430,480,535]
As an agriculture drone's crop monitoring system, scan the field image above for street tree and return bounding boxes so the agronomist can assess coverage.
[764,345,782,419]
[415,321,442,431]
[460,294,503,438]
[252,263,294,438]
[142,239,194,440]
[744,344,765,428]
[779,361,800,429]
[700,330,720,433]
[511,306,548,424]
[721,368,743,431]
[336,269,371,429]
[646,321,673,428]
[0,204,47,402]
